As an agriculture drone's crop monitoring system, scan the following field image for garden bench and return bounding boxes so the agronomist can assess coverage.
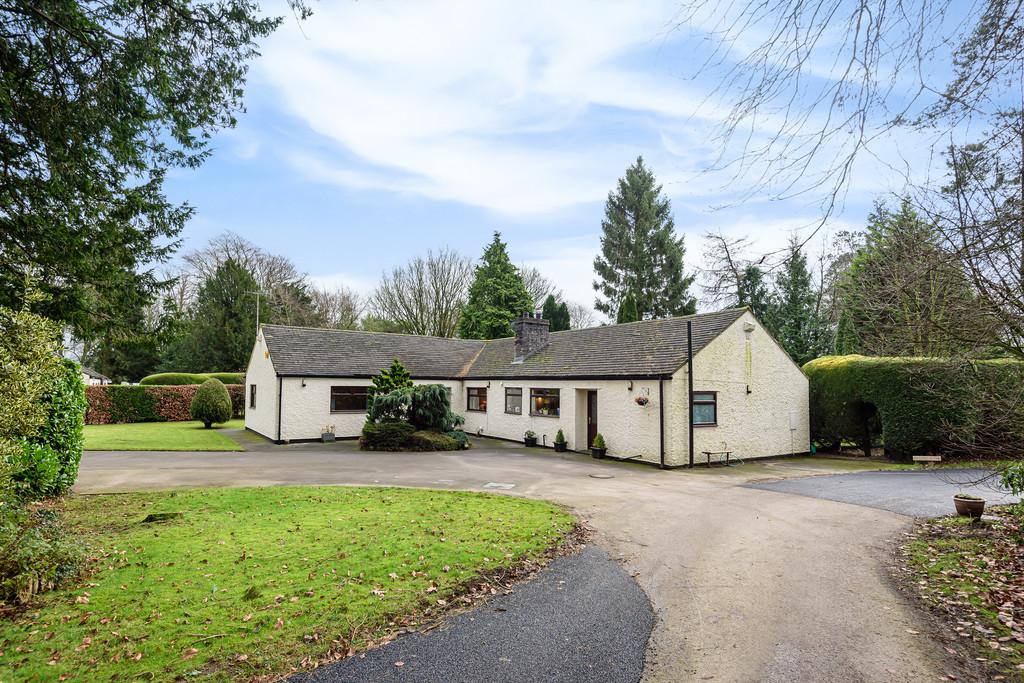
[702,450,733,466]
[912,455,942,467]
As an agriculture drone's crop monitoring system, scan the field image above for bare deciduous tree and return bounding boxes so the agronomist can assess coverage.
[183,231,301,293]
[699,232,756,307]
[371,249,473,337]
[310,286,363,330]
[675,0,1023,248]
[519,265,563,309]
[566,301,597,329]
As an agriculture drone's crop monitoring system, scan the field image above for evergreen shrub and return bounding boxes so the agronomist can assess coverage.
[190,378,233,428]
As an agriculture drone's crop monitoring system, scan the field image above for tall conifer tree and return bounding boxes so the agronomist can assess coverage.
[772,238,829,364]
[593,157,696,319]
[458,233,533,339]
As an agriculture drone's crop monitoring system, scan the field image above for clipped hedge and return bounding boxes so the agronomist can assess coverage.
[408,430,460,451]
[804,355,1024,460]
[139,372,244,386]
[86,384,245,424]
[359,422,416,451]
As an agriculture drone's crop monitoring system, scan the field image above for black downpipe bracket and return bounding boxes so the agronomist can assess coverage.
[687,320,695,468]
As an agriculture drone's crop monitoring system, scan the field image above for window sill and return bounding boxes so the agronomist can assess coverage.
[330,410,367,414]
[692,423,718,428]
[505,411,522,415]
[530,413,561,418]
[466,409,487,413]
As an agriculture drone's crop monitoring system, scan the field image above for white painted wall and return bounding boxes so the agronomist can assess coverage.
[667,311,810,464]
[255,309,809,460]
[459,378,663,460]
[278,377,461,443]
[244,330,280,441]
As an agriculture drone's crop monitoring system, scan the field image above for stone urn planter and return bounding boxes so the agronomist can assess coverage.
[590,433,607,459]
[953,493,985,518]
[524,431,537,447]
[321,425,336,443]
[554,441,567,452]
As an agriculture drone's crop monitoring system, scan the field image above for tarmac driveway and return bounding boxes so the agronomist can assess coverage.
[747,467,1017,517]
[77,442,964,682]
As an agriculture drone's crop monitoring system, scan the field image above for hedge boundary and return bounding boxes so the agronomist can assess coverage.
[804,355,1024,460]
[86,384,244,425]
[138,372,244,386]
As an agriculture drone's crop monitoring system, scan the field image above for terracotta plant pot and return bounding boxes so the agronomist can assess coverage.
[953,495,986,518]
[554,442,567,452]
[591,447,606,459]
[524,437,537,447]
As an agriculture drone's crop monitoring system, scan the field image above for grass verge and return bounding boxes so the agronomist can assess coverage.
[0,487,575,682]
[83,420,245,451]
[897,508,1024,681]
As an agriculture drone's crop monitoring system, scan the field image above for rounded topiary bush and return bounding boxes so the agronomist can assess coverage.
[190,378,232,428]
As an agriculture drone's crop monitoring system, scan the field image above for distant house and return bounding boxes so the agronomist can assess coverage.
[244,308,809,465]
[81,366,112,386]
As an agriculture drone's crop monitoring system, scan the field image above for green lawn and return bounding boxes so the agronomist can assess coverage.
[1,487,574,682]
[84,419,245,451]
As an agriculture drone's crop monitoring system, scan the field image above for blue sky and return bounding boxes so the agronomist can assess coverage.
[163,0,945,311]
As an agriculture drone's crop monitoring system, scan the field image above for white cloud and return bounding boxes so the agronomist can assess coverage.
[254,0,728,213]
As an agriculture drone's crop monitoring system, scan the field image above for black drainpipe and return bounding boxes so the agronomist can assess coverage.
[658,378,666,468]
[687,320,695,468]
[276,375,283,443]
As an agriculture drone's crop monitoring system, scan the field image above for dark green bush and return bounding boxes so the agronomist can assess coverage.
[10,442,62,500]
[190,378,232,428]
[139,372,243,386]
[409,384,463,432]
[444,430,470,450]
[367,388,412,423]
[31,359,86,494]
[408,430,460,451]
[804,355,1024,460]
[0,505,81,604]
[360,421,416,451]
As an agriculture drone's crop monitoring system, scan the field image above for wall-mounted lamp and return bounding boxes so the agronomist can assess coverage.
[301,379,307,388]
[486,381,491,388]
[627,380,634,391]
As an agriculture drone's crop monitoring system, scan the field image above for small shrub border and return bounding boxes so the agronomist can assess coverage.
[86,385,244,424]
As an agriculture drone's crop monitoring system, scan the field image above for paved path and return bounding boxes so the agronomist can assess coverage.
[77,444,961,682]
[293,546,654,683]
[747,467,1016,516]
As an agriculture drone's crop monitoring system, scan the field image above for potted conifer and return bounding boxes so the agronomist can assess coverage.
[553,429,567,452]
[591,433,607,459]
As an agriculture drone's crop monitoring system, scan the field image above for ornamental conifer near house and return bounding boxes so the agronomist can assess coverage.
[457,232,534,340]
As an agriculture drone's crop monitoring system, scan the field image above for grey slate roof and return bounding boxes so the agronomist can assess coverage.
[261,327,485,378]
[463,308,746,378]
[261,308,746,379]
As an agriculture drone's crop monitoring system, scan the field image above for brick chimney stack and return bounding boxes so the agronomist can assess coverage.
[512,312,550,363]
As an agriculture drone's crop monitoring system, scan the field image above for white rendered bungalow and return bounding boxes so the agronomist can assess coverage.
[244,308,810,466]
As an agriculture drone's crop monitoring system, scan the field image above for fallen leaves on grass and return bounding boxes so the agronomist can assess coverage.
[896,508,1024,680]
